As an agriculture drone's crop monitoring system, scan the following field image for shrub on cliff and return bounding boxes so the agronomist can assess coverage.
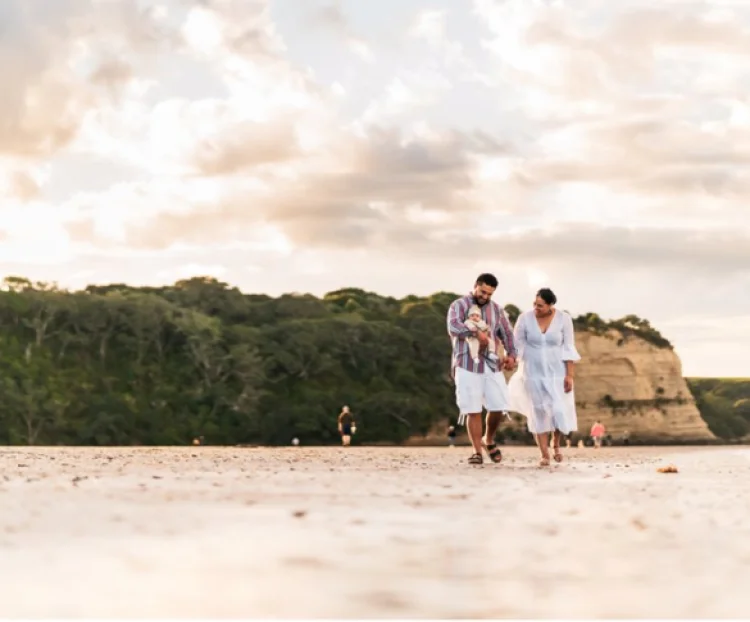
[573,312,672,349]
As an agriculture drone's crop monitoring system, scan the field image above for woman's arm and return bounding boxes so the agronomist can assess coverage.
[565,360,575,378]
[561,313,581,392]
[512,312,527,361]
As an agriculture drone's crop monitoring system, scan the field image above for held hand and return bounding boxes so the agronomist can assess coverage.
[503,356,517,371]
[564,375,574,393]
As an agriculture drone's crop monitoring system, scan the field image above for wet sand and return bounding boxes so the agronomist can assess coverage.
[1,445,749,619]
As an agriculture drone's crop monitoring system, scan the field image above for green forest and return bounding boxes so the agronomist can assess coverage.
[686,378,750,441]
[0,275,746,446]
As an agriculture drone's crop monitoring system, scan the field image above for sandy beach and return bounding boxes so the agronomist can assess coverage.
[1,445,749,619]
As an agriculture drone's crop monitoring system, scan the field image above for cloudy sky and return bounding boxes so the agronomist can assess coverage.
[1,0,749,377]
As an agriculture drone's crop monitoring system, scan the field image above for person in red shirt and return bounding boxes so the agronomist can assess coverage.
[590,420,606,448]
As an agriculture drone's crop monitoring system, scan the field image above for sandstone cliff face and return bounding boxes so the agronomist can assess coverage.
[409,328,715,444]
[572,329,714,442]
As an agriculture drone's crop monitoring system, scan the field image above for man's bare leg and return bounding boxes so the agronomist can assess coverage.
[466,413,483,457]
[483,410,504,445]
[480,410,505,462]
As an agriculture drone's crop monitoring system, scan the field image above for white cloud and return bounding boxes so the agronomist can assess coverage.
[0,0,748,375]
[409,10,447,43]
[347,39,375,63]
[156,262,228,282]
[362,73,453,124]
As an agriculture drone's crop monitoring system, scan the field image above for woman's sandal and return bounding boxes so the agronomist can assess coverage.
[468,453,483,465]
[552,446,563,463]
[482,440,503,463]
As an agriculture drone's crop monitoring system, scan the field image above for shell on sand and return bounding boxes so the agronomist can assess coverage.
[657,464,679,473]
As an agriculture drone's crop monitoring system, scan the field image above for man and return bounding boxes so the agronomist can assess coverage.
[338,405,355,447]
[590,420,605,448]
[447,273,517,465]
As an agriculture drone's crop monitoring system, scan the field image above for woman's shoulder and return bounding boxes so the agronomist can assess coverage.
[554,310,576,330]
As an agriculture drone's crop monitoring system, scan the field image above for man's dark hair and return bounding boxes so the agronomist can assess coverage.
[475,273,498,288]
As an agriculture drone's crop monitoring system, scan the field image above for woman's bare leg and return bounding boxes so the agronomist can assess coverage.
[552,430,563,462]
[535,432,551,465]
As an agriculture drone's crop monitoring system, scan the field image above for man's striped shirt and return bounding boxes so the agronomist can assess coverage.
[446,293,517,376]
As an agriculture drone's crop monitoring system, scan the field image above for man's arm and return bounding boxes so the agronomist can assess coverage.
[495,308,517,358]
[447,299,475,338]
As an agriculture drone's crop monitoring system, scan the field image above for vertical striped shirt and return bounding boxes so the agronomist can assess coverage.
[446,293,517,375]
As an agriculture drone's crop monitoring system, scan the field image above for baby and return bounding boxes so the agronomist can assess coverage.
[464,305,497,364]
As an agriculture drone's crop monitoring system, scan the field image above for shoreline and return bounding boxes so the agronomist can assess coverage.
[1,438,741,449]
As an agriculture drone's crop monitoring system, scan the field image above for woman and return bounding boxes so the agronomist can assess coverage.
[508,288,581,466]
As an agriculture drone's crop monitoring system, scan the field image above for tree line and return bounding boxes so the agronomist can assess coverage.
[0,275,708,446]
[686,378,750,441]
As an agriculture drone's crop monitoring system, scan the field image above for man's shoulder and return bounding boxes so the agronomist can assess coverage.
[449,294,472,308]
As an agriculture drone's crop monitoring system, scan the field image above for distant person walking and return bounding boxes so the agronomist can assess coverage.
[447,273,517,465]
[338,405,355,447]
[590,421,606,448]
[447,425,457,447]
[508,288,581,467]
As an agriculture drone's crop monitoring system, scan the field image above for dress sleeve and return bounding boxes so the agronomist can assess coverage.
[513,312,527,360]
[561,312,581,362]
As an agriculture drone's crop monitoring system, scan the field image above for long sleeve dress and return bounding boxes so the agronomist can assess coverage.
[508,309,581,435]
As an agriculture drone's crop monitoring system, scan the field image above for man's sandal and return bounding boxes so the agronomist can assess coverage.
[468,453,483,465]
[539,457,550,467]
[482,440,503,463]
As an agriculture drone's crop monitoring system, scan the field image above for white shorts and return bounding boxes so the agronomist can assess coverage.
[455,366,511,417]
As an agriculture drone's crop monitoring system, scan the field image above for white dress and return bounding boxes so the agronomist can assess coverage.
[508,309,581,435]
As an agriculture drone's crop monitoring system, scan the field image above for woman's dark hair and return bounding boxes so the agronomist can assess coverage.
[536,288,557,305]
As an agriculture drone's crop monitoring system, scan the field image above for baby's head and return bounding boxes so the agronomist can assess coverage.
[468,305,482,321]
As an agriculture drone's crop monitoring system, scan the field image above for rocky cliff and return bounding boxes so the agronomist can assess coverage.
[571,329,714,442]
[409,327,715,444]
